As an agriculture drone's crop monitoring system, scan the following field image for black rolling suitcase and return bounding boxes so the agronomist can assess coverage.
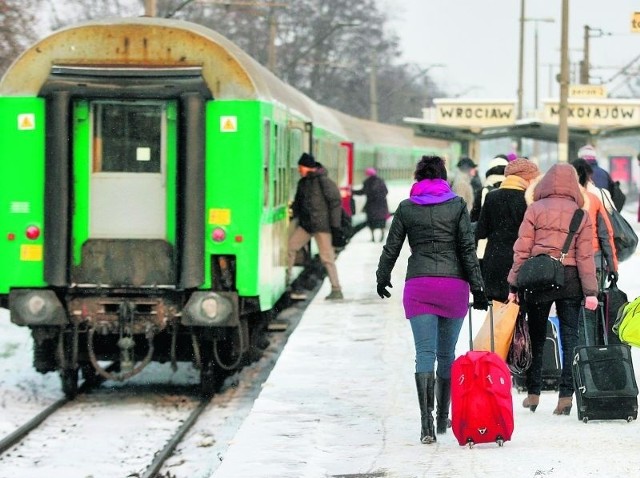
[572,302,639,423]
[513,317,561,392]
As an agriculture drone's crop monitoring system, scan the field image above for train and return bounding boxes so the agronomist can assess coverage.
[0,17,457,398]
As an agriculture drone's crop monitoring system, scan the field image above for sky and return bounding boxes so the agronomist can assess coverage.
[389,1,640,111]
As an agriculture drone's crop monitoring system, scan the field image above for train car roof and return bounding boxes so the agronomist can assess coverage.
[332,108,450,150]
[0,16,347,137]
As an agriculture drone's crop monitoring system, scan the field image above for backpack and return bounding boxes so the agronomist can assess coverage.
[613,296,640,348]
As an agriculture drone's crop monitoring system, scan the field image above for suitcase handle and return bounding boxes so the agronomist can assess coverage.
[580,299,607,347]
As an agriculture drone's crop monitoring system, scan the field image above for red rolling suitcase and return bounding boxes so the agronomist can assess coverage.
[451,304,514,447]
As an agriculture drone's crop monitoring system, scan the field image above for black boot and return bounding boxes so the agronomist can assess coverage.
[435,375,451,434]
[415,372,436,444]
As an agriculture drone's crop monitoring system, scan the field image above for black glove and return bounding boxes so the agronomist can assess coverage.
[471,289,489,310]
[608,271,619,285]
[377,280,392,299]
[331,227,347,248]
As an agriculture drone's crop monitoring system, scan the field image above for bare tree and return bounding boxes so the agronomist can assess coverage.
[0,0,40,75]
[7,0,445,124]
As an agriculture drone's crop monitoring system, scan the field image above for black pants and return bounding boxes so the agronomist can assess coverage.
[525,297,582,398]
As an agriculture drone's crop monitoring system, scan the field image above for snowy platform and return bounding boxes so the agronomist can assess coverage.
[212,208,640,478]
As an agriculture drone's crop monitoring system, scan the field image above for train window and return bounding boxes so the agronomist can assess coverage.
[273,123,288,208]
[263,119,271,209]
[93,102,162,174]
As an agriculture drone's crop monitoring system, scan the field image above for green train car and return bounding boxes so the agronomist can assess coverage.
[0,17,457,397]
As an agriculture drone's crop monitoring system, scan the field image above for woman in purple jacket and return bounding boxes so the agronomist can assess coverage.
[376,155,488,444]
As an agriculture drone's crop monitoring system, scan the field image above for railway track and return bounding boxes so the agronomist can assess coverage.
[0,290,317,477]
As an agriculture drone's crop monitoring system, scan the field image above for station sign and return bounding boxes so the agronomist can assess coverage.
[569,84,607,98]
[632,12,640,32]
[542,99,640,127]
[434,100,516,127]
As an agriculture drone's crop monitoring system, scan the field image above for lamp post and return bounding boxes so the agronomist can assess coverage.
[525,17,555,111]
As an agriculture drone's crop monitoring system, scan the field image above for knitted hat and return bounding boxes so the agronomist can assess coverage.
[298,152,317,168]
[487,157,509,170]
[504,158,540,181]
[365,167,377,176]
[577,144,597,161]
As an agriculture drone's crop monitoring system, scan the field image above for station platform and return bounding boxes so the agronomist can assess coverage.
[211,223,640,478]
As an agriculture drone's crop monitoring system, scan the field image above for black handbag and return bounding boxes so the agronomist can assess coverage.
[601,190,638,262]
[507,310,532,375]
[516,209,584,292]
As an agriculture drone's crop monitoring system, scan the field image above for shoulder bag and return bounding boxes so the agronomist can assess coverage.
[516,208,584,292]
[318,177,353,248]
[601,190,638,262]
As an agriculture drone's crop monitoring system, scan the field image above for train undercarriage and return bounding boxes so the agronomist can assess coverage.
[11,288,269,399]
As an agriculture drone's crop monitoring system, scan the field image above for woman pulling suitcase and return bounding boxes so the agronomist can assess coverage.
[507,163,599,415]
[376,155,488,444]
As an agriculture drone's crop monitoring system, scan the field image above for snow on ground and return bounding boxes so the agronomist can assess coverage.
[1,195,640,478]
[211,199,640,478]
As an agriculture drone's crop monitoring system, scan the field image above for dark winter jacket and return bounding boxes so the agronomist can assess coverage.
[353,175,389,222]
[291,167,342,233]
[475,178,529,301]
[507,163,598,300]
[586,159,614,192]
[376,180,484,291]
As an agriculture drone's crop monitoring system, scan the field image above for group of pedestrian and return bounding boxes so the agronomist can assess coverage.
[375,144,622,444]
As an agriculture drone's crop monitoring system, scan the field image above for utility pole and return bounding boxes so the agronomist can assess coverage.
[517,0,525,119]
[557,0,569,163]
[579,25,611,84]
[145,0,157,16]
[580,25,590,84]
[267,7,278,73]
[370,51,378,122]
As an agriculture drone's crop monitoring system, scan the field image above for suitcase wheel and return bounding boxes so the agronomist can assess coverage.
[628,416,635,423]
[466,438,474,448]
[496,436,505,447]
[582,417,589,423]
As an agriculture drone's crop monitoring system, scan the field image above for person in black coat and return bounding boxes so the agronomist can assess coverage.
[288,153,344,300]
[475,158,541,302]
[353,167,389,242]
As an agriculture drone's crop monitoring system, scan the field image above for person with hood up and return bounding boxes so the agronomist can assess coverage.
[288,153,344,300]
[475,158,541,302]
[507,163,598,416]
[375,155,488,445]
[352,167,389,242]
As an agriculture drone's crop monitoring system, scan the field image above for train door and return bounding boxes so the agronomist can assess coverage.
[88,101,171,239]
[340,141,355,215]
[70,99,177,286]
